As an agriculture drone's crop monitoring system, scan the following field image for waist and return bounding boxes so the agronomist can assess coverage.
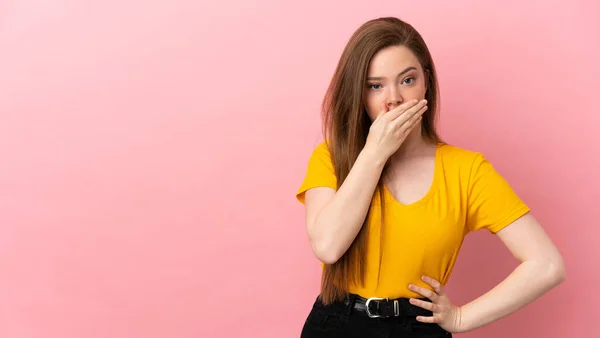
[347,280,441,300]
[313,293,433,319]
[344,265,451,299]
[351,294,433,318]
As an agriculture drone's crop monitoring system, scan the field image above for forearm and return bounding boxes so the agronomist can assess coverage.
[309,147,385,264]
[458,259,566,332]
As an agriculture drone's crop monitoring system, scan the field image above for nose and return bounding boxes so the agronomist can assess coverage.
[387,86,403,109]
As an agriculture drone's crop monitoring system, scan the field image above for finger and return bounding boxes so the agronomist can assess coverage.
[409,284,439,301]
[376,96,390,120]
[390,100,427,129]
[409,298,437,312]
[385,99,420,120]
[396,106,426,134]
[422,276,443,295]
[416,315,437,324]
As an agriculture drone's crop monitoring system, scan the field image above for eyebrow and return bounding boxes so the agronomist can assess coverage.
[367,66,417,81]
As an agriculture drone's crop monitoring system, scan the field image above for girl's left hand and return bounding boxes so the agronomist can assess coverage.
[408,276,464,333]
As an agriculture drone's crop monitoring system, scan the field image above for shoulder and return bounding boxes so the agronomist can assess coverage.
[301,140,336,174]
[437,143,500,185]
[305,140,334,164]
[437,143,485,168]
[313,140,331,155]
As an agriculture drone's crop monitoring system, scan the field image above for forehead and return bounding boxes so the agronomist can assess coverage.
[367,45,421,75]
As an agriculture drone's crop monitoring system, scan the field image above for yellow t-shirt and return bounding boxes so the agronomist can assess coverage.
[296,141,530,299]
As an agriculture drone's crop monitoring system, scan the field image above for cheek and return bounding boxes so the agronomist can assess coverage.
[409,83,428,99]
[420,84,428,97]
[364,94,383,121]
[420,78,430,96]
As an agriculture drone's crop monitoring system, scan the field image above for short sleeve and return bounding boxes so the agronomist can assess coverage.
[466,154,530,233]
[296,142,338,204]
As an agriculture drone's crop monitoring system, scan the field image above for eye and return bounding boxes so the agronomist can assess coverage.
[368,83,382,90]
[402,77,415,85]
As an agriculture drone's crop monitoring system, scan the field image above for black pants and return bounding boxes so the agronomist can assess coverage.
[300,294,452,338]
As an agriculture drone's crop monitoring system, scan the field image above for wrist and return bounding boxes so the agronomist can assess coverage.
[456,305,472,333]
[359,145,387,169]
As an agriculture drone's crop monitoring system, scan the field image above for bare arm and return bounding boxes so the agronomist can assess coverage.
[303,99,426,264]
[304,147,385,264]
[457,213,566,332]
[407,212,566,333]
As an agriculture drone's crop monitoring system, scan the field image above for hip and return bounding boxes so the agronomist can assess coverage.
[300,294,451,338]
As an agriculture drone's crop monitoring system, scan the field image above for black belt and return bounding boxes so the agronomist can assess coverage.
[346,295,433,319]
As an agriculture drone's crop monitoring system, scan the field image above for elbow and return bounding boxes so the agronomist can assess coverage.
[552,259,567,285]
[541,256,566,286]
[308,234,343,265]
[315,251,340,265]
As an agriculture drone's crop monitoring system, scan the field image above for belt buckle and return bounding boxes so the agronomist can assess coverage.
[365,297,387,318]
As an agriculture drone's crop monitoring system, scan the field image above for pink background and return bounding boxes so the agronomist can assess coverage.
[1,1,598,337]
